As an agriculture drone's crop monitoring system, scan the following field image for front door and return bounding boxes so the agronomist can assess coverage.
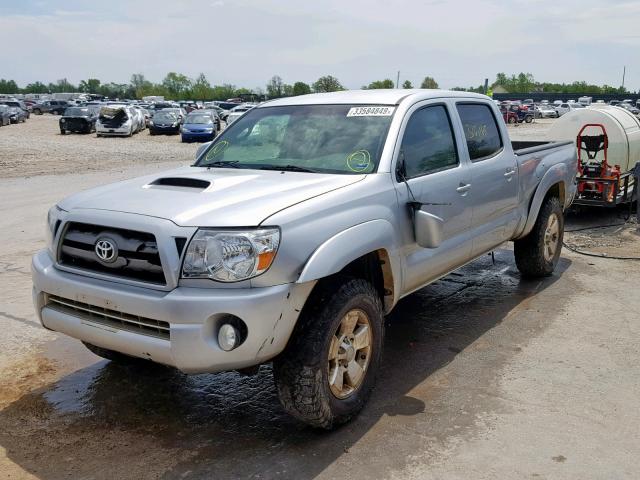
[394,102,474,293]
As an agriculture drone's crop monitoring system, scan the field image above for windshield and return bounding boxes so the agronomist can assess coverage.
[185,114,213,124]
[153,112,177,121]
[65,107,89,116]
[195,104,395,174]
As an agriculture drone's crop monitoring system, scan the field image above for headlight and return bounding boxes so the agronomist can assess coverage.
[181,127,189,133]
[149,120,154,126]
[182,228,280,282]
[60,118,66,123]
[172,122,178,127]
[46,205,64,251]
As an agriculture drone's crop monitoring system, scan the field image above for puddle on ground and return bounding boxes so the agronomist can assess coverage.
[0,249,571,480]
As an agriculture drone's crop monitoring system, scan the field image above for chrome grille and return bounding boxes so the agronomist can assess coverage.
[58,222,166,285]
[46,295,170,340]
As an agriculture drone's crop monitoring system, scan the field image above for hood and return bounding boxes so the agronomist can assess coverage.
[59,166,365,227]
[184,122,213,128]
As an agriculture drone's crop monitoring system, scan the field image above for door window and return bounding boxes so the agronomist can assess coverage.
[399,105,458,178]
[456,103,503,161]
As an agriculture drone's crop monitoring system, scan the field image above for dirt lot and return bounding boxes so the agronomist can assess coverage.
[0,115,195,178]
[0,116,639,479]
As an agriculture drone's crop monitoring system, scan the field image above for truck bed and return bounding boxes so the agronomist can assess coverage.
[512,140,573,155]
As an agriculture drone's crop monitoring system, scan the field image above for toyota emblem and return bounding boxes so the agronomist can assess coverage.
[95,238,118,263]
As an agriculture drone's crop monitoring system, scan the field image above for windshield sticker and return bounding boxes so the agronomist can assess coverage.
[206,140,229,160]
[347,106,395,117]
[346,150,372,172]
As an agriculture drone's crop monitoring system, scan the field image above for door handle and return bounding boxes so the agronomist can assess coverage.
[504,168,516,178]
[456,183,471,194]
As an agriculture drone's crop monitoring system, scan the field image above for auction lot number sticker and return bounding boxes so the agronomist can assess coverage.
[347,106,396,117]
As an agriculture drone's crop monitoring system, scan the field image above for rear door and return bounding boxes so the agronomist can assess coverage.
[393,100,474,293]
[454,102,519,255]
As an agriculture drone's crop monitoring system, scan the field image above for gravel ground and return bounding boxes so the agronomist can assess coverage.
[0,115,197,178]
[506,117,555,141]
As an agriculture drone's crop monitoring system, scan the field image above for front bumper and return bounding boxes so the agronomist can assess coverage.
[150,125,179,134]
[32,250,314,373]
[181,131,215,141]
[97,125,131,136]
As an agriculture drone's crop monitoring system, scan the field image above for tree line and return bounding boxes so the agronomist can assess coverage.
[0,73,347,100]
[0,71,632,99]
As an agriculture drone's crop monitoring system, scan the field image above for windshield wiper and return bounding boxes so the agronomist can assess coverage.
[259,164,318,173]
[205,160,242,169]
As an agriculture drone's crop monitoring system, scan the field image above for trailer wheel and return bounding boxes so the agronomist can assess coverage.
[273,277,384,429]
[514,196,564,278]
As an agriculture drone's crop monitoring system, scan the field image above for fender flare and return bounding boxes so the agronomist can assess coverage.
[517,163,568,239]
[296,219,402,310]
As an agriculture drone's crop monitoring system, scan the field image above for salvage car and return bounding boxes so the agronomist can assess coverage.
[181,112,218,142]
[32,100,70,115]
[538,104,559,118]
[32,90,577,429]
[7,106,27,123]
[1,100,30,119]
[132,106,147,132]
[160,107,187,122]
[59,106,98,134]
[226,104,255,125]
[96,105,138,137]
[556,102,585,117]
[149,111,181,135]
[198,109,222,131]
[0,105,11,126]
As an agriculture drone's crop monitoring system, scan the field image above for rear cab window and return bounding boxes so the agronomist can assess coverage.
[456,103,503,161]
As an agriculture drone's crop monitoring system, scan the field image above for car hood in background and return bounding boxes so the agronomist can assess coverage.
[58,166,366,227]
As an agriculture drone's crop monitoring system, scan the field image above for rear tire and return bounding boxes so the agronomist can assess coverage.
[514,196,564,278]
[273,277,384,429]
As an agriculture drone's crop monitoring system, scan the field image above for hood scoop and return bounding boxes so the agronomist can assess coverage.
[146,177,211,191]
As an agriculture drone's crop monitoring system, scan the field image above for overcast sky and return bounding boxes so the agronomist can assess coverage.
[1,0,638,91]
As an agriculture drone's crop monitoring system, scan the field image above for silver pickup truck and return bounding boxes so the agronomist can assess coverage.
[32,90,577,428]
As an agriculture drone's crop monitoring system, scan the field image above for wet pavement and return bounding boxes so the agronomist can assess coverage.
[1,249,572,479]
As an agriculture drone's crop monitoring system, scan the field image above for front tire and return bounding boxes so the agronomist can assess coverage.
[273,277,384,429]
[514,196,564,278]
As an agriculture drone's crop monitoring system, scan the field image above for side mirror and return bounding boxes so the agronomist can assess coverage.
[413,205,444,249]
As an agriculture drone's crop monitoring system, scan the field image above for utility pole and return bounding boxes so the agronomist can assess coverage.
[622,66,626,90]
[396,71,400,89]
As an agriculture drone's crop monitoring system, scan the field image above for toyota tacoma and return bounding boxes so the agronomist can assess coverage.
[32,90,577,428]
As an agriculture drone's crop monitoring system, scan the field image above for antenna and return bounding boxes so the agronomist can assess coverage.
[396,71,400,89]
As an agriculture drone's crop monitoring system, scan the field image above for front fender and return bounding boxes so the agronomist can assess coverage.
[296,219,402,309]
[516,162,570,239]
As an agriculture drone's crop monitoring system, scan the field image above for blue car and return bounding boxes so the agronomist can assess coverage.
[180,112,217,142]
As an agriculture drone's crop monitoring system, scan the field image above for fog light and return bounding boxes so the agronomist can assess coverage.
[218,324,240,351]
